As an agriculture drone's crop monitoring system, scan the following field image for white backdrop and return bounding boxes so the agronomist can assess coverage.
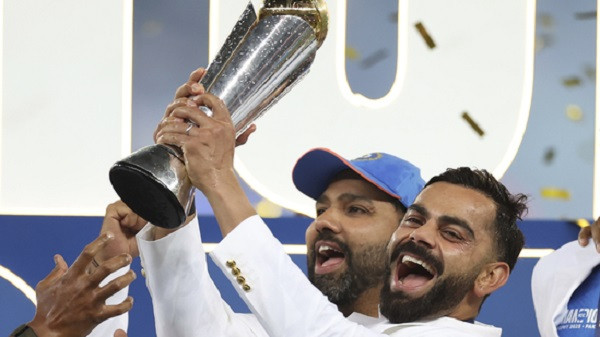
[0,0,132,215]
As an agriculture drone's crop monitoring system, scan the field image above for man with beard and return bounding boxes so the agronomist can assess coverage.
[157,90,527,336]
[93,69,423,336]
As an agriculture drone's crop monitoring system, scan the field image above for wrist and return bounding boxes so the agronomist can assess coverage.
[151,213,195,240]
[26,318,57,337]
[203,177,256,236]
[11,324,38,337]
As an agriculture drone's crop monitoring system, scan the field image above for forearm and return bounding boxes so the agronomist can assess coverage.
[201,169,256,237]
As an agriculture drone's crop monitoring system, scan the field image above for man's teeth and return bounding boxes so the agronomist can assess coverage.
[319,244,340,253]
[401,255,434,275]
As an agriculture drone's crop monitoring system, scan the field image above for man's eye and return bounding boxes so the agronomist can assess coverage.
[402,217,422,226]
[316,207,327,216]
[348,206,367,214]
[442,230,462,241]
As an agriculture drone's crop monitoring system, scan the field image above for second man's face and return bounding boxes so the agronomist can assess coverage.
[305,174,404,307]
[381,182,497,323]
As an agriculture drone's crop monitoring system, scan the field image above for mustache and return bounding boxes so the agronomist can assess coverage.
[310,231,350,257]
[389,240,444,275]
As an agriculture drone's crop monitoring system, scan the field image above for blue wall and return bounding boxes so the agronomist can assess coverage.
[0,214,583,336]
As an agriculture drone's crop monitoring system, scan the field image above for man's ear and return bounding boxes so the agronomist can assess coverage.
[473,262,510,298]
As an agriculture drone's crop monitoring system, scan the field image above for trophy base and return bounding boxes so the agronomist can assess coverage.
[109,163,186,229]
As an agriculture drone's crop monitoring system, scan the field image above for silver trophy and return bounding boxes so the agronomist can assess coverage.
[109,0,328,228]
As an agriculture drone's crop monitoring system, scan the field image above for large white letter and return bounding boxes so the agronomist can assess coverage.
[212,0,536,216]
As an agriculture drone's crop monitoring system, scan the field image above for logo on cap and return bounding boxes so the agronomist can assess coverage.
[353,153,383,161]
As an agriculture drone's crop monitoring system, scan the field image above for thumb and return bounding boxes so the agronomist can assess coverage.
[45,254,68,283]
[114,329,128,337]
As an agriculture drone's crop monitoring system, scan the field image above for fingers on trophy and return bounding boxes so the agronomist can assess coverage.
[109,0,328,228]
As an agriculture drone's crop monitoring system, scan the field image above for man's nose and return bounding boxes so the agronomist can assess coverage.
[408,223,436,249]
[314,209,342,234]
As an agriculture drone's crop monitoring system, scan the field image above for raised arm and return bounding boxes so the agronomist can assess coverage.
[155,92,382,337]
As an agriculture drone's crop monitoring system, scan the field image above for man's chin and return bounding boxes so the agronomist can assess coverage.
[380,273,475,324]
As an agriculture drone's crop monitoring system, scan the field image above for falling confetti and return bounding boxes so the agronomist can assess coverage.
[256,199,283,218]
[565,104,583,121]
[361,49,389,69]
[543,147,555,165]
[575,218,590,228]
[535,34,555,52]
[414,22,436,49]
[584,65,596,81]
[538,13,555,28]
[461,111,485,137]
[345,46,360,60]
[540,188,571,200]
[575,11,597,20]
[389,11,398,23]
[562,76,582,87]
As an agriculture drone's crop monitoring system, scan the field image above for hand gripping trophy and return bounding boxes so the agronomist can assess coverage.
[109,0,328,228]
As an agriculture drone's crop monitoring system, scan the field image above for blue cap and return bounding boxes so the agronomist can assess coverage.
[292,148,425,209]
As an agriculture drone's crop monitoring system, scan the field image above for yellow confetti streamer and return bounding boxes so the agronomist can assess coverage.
[562,76,581,87]
[256,199,283,218]
[345,46,359,60]
[414,22,436,49]
[565,104,583,121]
[576,218,590,228]
[540,188,571,200]
[539,14,554,27]
[461,111,485,137]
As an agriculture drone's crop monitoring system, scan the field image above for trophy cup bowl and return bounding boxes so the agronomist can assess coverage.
[109,1,328,228]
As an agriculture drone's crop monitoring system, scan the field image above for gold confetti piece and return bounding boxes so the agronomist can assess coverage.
[461,111,485,137]
[361,49,389,69]
[575,11,596,20]
[414,22,436,49]
[576,218,590,228]
[565,104,583,121]
[539,14,554,28]
[256,199,283,218]
[562,76,581,87]
[584,65,596,81]
[543,147,555,165]
[535,34,555,52]
[345,46,359,60]
[540,188,571,200]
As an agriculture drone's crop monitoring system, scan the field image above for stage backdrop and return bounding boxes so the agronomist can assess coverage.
[0,0,598,336]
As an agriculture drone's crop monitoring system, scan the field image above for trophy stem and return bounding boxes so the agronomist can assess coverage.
[109,144,195,228]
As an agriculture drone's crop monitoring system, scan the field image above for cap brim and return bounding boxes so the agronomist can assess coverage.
[293,148,384,201]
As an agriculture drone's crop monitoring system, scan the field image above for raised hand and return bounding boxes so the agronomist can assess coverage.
[95,201,147,265]
[155,94,237,193]
[578,216,600,252]
[27,233,136,337]
[155,67,255,147]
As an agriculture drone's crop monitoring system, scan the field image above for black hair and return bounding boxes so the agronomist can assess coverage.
[425,167,527,272]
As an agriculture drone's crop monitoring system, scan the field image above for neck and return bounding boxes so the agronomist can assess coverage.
[447,292,481,322]
[338,286,382,317]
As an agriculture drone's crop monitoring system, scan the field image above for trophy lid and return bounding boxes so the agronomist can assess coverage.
[259,0,328,46]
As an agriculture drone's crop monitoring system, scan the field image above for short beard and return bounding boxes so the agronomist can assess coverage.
[379,258,479,324]
[307,233,388,308]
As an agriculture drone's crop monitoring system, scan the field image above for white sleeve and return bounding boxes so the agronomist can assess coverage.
[86,266,130,337]
[137,217,268,337]
[209,215,383,337]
